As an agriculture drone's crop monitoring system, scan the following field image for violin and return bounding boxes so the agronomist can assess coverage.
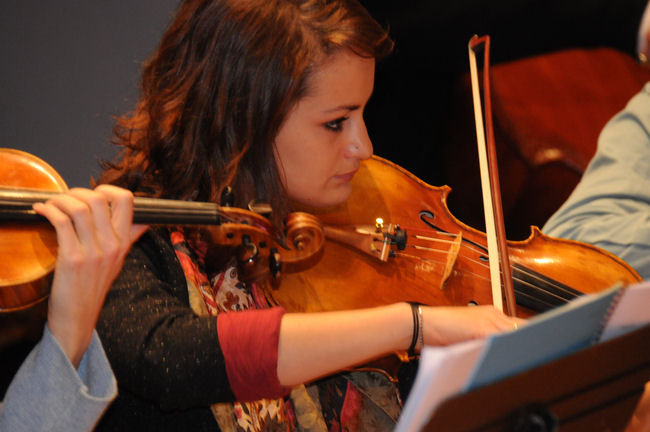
[0,148,324,312]
[269,155,641,319]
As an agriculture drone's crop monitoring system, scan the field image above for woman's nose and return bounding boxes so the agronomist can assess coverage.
[346,121,373,160]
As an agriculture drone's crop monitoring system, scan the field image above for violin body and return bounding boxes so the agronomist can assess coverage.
[269,156,641,317]
[0,149,64,311]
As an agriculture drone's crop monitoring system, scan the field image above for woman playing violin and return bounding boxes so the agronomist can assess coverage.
[84,0,519,430]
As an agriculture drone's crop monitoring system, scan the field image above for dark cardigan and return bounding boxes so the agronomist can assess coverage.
[95,228,233,431]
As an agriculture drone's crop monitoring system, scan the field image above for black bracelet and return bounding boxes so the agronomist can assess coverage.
[416,304,424,352]
[408,302,420,358]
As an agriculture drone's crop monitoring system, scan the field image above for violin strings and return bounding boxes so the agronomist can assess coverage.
[396,249,574,307]
[395,251,489,281]
[390,225,578,307]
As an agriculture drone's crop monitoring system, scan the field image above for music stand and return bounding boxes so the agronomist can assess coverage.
[422,323,650,431]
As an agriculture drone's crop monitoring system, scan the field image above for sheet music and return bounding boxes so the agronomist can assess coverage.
[600,280,650,341]
[395,282,630,431]
[395,339,485,432]
[466,283,621,390]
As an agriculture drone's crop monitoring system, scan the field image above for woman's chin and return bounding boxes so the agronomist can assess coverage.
[292,185,352,210]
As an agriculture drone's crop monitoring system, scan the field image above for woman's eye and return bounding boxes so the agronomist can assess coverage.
[324,117,348,132]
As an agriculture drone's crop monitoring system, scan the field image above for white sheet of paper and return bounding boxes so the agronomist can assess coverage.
[395,338,485,432]
[600,280,650,341]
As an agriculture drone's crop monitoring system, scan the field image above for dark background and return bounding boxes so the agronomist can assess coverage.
[0,1,180,187]
[4,1,643,189]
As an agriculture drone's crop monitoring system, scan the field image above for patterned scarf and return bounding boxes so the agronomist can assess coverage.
[170,228,399,431]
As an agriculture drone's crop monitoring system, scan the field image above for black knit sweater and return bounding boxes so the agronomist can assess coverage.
[96,228,232,431]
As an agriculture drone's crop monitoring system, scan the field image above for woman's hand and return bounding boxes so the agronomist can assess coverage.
[33,185,148,367]
[422,305,523,346]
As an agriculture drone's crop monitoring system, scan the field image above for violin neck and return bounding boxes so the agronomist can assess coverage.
[0,188,222,225]
[133,196,221,225]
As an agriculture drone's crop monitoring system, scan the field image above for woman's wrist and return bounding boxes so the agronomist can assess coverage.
[46,318,91,368]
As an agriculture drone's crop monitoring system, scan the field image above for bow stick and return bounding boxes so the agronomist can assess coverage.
[468,35,517,316]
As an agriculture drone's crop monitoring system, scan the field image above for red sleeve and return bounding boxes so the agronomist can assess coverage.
[217,306,291,402]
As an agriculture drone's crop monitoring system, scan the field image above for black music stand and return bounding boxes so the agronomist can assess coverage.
[420,324,650,431]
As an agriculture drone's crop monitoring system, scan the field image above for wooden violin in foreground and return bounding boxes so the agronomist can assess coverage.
[270,155,641,319]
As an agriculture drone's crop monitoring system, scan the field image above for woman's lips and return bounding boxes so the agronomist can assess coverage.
[334,169,357,182]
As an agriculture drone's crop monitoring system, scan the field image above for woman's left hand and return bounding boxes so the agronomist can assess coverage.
[33,185,148,367]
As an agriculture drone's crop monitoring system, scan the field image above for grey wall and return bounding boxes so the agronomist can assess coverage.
[1,1,180,187]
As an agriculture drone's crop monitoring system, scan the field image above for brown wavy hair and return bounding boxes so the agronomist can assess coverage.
[98,0,392,223]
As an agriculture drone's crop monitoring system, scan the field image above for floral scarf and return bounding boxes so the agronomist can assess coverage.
[170,228,400,431]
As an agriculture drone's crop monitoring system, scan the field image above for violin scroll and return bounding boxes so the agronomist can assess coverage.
[283,212,325,260]
[205,208,326,283]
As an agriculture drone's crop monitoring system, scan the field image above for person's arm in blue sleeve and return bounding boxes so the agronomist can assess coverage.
[543,82,650,279]
[0,326,116,431]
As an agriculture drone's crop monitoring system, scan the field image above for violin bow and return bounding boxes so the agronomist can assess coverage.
[467,35,517,316]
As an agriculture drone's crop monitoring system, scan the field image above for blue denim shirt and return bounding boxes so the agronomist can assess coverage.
[544,82,650,280]
[0,325,116,431]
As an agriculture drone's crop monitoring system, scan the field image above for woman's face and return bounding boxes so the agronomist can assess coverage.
[274,50,375,208]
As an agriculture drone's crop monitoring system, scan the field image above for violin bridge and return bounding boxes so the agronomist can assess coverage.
[440,233,462,290]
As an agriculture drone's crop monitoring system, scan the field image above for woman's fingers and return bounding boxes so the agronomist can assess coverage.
[32,200,81,256]
[93,184,148,245]
[422,305,524,346]
[34,186,147,261]
[90,185,149,248]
